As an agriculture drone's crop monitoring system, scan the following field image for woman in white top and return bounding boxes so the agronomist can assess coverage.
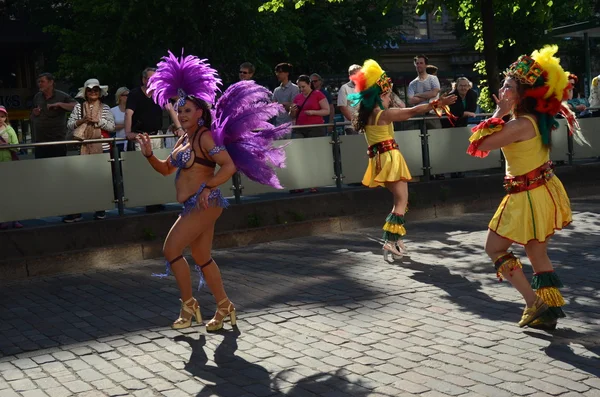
[110,87,130,151]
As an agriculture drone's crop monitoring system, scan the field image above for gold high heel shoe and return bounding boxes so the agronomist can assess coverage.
[383,241,404,261]
[518,296,548,328]
[172,297,202,329]
[206,298,237,332]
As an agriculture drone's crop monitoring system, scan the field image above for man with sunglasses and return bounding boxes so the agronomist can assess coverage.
[31,72,77,159]
[239,62,255,81]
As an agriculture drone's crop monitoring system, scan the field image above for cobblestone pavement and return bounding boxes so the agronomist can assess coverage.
[1,197,600,397]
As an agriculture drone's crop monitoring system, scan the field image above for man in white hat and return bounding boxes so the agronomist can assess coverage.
[31,72,77,158]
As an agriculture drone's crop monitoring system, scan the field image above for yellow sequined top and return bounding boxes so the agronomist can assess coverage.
[364,111,394,146]
[502,115,549,177]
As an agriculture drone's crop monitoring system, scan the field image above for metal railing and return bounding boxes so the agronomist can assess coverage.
[0,114,598,223]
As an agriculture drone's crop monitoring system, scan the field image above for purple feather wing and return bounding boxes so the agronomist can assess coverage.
[212,80,291,189]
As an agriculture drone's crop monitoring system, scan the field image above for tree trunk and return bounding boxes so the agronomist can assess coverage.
[480,0,499,103]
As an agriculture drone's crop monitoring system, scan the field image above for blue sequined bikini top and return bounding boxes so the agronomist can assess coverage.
[169,127,216,169]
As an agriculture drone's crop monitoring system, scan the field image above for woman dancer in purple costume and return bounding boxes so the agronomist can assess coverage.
[138,51,290,331]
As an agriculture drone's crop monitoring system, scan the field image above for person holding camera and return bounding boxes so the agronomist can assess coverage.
[289,75,330,139]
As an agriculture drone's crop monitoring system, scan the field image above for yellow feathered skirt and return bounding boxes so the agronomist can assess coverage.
[362,149,412,188]
[489,176,572,245]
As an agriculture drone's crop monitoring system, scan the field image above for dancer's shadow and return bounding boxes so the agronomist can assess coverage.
[389,255,524,323]
[175,329,277,397]
[274,368,372,396]
[175,329,376,397]
[524,328,600,378]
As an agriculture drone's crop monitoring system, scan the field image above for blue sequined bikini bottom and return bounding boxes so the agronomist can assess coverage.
[181,183,230,216]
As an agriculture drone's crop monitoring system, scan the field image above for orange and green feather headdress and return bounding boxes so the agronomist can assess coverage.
[505,45,588,146]
[347,59,392,111]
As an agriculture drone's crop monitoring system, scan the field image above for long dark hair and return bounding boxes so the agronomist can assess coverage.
[188,95,212,127]
[512,79,552,148]
[353,102,373,133]
[352,86,383,133]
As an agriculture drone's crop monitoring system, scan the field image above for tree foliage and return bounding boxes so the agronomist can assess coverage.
[4,0,405,93]
[261,0,595,110]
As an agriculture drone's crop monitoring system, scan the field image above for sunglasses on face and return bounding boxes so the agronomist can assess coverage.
[121,93,128,97]
[86,87,100,92]
[239,71,249,74]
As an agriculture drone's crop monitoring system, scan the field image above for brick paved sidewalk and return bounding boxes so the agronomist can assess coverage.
[1,197,599,397]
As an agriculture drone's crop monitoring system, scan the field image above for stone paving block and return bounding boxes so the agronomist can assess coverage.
[35,377,61,390]
[469,384,513,397]
[161,389,191,397]
[63,380,93,393]
[91,378,117,390]
[464,371,502,386]
[79,392,109,397]
[9,378,37,391]
[22,390,52,397]
[497,381,537,395]
[71,347,93,356]
[44,385,72,397]
[0,389,20,397]
[32,354,55,364]
[542,375,591,393]
[526,379,569,395]
[2,369,24,381]
[121,379,148,391]
[392,378,431,394]
[104,386,129,396]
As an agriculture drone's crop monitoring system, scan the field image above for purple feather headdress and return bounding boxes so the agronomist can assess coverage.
[212,80,291,189]
[147,50,221,108]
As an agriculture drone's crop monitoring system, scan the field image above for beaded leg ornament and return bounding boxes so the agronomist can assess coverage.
[531,271,566,321]
[382,213,407,258]
[152,255,182,279]
[493,252,523,282]
[194,258,215,290]
[152,255,213,291]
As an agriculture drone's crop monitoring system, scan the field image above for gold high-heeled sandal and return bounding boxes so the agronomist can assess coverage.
[172,297,202,329]
[206,298,237,332]
[383,241,404,260]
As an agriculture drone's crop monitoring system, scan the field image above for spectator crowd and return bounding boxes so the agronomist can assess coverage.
[1,55,599,225]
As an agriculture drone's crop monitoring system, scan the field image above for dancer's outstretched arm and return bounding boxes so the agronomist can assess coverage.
[137,133,178,176]
[380,95,456,124]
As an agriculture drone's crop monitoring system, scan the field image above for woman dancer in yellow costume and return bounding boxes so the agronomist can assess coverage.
[467,45,589,330]
[349,60,456,260]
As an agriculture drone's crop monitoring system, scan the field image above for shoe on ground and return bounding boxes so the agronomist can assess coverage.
[13,221,24,229]
[518,296,549,327]
[94,211,106,220]
[63,214,83,223]
[528,317,557,331]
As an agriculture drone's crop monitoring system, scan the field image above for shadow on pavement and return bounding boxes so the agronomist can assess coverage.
[175,328,375,397]
[524,328,600,378]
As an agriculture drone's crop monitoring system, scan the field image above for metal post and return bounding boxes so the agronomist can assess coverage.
[584,32,592,99]
[232,172,242,204]
[331,119,343,189]
[420,118,431,181]
[111,140,125,216]
[567,125,574,166]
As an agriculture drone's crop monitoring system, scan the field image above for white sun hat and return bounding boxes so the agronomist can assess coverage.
[76,78,109,98]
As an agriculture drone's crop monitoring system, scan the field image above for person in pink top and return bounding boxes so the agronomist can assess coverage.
[289,75,330,139]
